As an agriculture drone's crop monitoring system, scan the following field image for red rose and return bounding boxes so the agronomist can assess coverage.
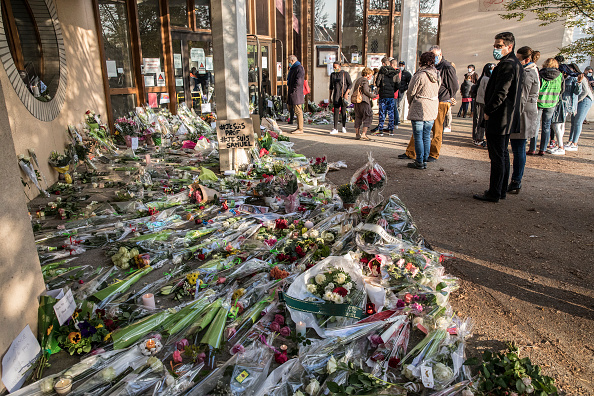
[197,253,205,260]
[103,319,117,332]
[388,357,400,368]
[295,246,306,258]
[333,287,348,297]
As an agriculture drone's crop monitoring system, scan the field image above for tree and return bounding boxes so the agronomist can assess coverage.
[501,0,594,62]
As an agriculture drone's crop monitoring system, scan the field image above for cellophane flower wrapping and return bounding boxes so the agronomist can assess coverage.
[286,254,367,337]
[350,153,387,208]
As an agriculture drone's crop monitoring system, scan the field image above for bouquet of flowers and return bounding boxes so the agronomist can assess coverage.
[309,156,328,175]
[337,183,361,207]
[48,151,71,168]
[56,310,111,355]
[351,153,387,207]
[115,117,137,136]
[307,266,355,305]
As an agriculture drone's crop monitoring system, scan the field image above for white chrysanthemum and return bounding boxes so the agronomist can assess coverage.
[323,291,334,301]
[433,363,454,383]
[315,274,326,285]
[334,273,347,284]
[333,294,344,304]
[307,284,317,294]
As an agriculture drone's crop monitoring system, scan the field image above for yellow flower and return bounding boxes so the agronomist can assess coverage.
[96,324,103,328]
[47,325,53,336]
[68,332,82,344]
[232,288,246,300]
[104,332,112,342]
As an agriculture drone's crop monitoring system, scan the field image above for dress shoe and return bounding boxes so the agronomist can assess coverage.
[507,181,521,194]
[397,153,411,159]
[407,161,425,169]
[426,157,437,162]
[473,192,499,202]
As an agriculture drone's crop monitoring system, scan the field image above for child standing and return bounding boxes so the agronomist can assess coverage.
[457,75,474,118]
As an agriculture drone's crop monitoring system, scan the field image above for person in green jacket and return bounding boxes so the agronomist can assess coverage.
[528,58,564,155]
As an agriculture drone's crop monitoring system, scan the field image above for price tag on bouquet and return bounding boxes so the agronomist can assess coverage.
[279,292,365,320]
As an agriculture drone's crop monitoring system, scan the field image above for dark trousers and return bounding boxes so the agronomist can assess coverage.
[289,106,294,123]
[333,103,347,129]
[457,101,470,117]
[485,133,510,199]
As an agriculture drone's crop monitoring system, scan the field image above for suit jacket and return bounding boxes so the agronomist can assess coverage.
[484,51,524,136]
[287,63,305,105]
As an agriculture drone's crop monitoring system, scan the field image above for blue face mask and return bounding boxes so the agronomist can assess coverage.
[588,72,593,77]
[493,49,503,60]
[434,55,439,65]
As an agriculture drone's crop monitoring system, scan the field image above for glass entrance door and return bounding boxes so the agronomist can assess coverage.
[171,32,215,114]
[247,41,272,115]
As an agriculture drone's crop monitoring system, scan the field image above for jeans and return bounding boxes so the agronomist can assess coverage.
[406,102,450,159]
[378,98,395,130]
[529,107,555,152]
[486,133,510,198]
[510,139,526,184]
[411,120,435,163]
[457,101,470,117]
[568,97,593,144]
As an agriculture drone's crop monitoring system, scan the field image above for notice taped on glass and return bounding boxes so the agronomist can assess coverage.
[216,118,255,149]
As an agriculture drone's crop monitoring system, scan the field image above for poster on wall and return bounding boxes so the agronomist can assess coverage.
[175,78,184,87]
[205,56,213,71]
[160,93,170,104]
[367,55,382,68]
[478,0,508,11]
[157,72,166,86]
[277,62,283,77]
[144,75,155,87]
[262,57,268,69]
[143,58,161,74]
[351,53,361,64]
[148,93,158,108]
[106,60,117,78]
[174,54,182,68]
[324,54,336,65]
[191,48,205,64]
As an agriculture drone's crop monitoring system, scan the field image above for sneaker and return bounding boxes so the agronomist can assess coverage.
[373,131,384,137]
[444,127,452,133]
[548,140,557,149]
[330,129,338,135]
[370,126,380,132]
[546,147,556,154]
[342,127,347,134]
[389,131,394,136]
[565,143,578,151]
[395,125,399,129]
[551,148,565,155]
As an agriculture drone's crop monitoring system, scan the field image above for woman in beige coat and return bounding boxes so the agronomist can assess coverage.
[351,67,376,140]
[406,52,441,169]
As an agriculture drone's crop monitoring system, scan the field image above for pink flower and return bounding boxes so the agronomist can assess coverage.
[410,267,419,277]
[280,326,291,337]
[404,293,413,304]
[217,277,226,284]
[226,328,237,339]
[411,303,423,313]
[196,352,206,363]
[396,258,405,268]
[231,344,245,355]
[172,350,183,363]
[274,315,285,325]
[176,339,189,351]
[270,321,281,332]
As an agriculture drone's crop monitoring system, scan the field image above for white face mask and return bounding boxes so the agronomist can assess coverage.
[468,68,473,73]
[399,66,404,71]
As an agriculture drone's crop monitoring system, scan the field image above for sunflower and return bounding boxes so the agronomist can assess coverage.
[68,332,82,344]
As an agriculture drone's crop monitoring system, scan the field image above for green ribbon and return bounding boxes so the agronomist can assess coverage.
[279,292,365,320]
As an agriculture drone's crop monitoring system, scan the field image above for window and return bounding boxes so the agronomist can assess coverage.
[99,0,135,89]
[417,16,439,55]
[314,0,337,42]
[341,0,363,64]
[292,0,301,57]
[169,0,188,28]
[369,0,389,10]
[255,0,269,36]
[195,0,211,30]
[393,14,401,61]
[276,0,286,80]
[1,0,60,100]
[420,0,440,14]
[367,15,390,54]
[138,0,165,91]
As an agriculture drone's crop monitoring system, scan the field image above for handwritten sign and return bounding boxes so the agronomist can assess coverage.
[216,118,255,149]
[1,325,41,393]
[53,289,76,326]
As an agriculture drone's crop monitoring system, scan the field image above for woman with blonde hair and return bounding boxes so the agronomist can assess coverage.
[351,67,376,140]
[529,58,564,155]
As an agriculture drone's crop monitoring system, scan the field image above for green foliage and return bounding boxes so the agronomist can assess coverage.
[501,0,594,61]
[337,184,361,204]
[465,344,558,395]
[326,362,401,395]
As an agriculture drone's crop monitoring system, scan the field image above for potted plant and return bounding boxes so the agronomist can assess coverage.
[337,183,361,209]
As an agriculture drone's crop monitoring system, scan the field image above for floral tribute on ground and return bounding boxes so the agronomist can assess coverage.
[15,105,559,396]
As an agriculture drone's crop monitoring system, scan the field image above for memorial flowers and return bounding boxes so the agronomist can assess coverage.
[308,266,354,304]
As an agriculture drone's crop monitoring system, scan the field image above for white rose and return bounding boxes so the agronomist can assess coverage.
[433,363,454,383]
[327,282,335,290]
[39,377,54,393]
[334,273,347,284]
[344,282,353,290]
[305,379,320,396]
[322,232,335,242]
[307,284,317,294]
[315,274,326,285]
[309,230,319,238]
[297,264,306,272]
[327,356,337,374]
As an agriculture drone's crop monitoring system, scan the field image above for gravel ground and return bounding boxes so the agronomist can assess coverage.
[283,115,594,395]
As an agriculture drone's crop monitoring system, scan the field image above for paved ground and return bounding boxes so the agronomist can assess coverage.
[281,114,594,395]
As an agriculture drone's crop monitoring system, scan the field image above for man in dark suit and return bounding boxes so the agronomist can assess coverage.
[287,54,305,134]
[474,32,524,202]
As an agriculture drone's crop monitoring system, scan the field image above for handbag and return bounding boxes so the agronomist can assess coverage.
[351,78,363,104]
[303,79,310,95]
